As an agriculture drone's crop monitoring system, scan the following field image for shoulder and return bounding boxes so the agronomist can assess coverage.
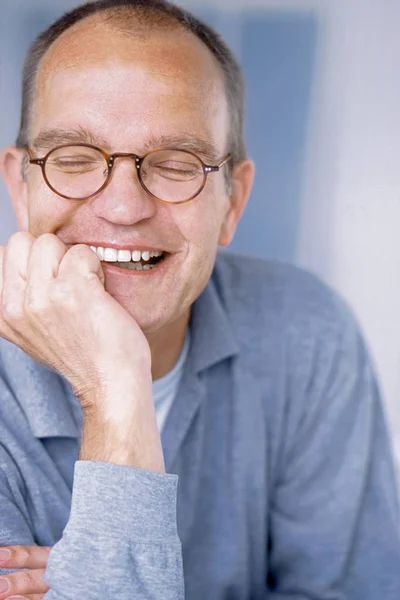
[213,251,358,340]
[212,252,371,402]
[212,255,380,476]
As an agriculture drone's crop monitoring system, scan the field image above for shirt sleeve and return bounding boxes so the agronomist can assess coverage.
[0,365,184,598]
[0,450,35,576]
[268,294,400,599]
[0,466,37,578]
[44,461,184,599]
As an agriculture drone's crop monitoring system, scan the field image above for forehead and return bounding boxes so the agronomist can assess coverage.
[33,18,229,152]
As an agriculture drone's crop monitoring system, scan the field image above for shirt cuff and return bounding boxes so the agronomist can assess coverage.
[68,460,179,541]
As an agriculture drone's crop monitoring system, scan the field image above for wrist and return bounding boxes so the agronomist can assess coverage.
[79,380,165,472]
[77,360,152,408]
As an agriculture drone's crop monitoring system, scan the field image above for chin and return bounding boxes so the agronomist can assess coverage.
[110,293,174,335]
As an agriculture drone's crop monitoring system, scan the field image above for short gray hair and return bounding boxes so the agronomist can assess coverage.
[16,0,248,171]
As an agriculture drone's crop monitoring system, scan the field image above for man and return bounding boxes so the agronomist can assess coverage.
[0,0,398,598]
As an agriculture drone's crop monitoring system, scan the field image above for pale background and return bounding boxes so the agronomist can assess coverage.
[1,0,400,482]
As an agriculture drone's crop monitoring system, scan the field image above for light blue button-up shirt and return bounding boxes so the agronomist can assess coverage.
[0,253,399,599]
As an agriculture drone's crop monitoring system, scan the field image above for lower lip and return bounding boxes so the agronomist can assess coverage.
[101,254,171,277]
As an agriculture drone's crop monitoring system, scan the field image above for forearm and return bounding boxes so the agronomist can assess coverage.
[44,461,184,600]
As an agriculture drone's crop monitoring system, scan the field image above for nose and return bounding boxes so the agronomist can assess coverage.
[90,156,157,225]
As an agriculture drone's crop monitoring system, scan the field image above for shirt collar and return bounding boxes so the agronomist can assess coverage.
[189,266,239,373]
[0,261,238,439]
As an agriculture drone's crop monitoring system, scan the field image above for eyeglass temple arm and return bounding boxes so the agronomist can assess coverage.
[206,154,232,172]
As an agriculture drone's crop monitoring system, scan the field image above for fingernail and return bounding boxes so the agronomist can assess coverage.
[0,577,10,593]
[0,549,10,562]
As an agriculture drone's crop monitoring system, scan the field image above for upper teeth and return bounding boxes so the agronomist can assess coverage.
[89,246,163,262]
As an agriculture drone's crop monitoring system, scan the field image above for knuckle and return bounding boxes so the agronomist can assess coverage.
[19,568,35,590]
[5,232,33,261]
[18,545,31,565]
[32,233,59,252]
[7,231,32,248]
[2,298,23,324]
[8,569,33,594]
[66,243,93,262]
[69,242,88,253]
[24,289,47,316]
[36,232,56,244]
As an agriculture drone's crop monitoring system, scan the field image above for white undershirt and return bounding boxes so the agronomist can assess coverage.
[152,332,190,432]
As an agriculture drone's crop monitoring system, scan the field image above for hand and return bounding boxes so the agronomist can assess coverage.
[0,545,50,600]
[0,233,164,471]
[0,232,151,403]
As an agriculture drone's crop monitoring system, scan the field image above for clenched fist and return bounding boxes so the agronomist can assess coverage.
[0,232,150,401]
[0,232,164,472]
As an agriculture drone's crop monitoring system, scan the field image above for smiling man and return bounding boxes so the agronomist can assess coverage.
[0,1,399,599]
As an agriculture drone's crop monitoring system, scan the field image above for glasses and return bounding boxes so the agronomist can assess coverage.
[28,144,231,205]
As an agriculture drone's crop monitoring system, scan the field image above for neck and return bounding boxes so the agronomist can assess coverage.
[147,309,190,381]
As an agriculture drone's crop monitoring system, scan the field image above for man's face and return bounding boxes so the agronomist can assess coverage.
[5,19,253,334]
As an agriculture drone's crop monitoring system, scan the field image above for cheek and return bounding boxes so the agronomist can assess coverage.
[173,184,228,251]
[27,175,77,235]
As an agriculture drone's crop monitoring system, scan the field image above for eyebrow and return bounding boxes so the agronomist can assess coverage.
[146,134,220,163]
[32,128,221,163]
[32,128,110,152]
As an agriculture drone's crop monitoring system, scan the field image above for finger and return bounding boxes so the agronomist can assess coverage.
[25,236,69,320]
[0,246,16,343]
[0,546,51,570]
[2,233,35,325]
[7,595,45,600]
[0,246,4,289]
[58,244,105,286]
[27,234,68,286]
[3,232,34,286]
[0,569,48,598]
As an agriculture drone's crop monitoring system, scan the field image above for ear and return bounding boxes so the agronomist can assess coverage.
[218,159,255,247]
[0,147,29,231]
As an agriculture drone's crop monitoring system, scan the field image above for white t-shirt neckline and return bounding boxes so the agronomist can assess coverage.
[152,331,191,432]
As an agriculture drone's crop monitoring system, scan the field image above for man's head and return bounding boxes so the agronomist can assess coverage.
[0,0,254,336]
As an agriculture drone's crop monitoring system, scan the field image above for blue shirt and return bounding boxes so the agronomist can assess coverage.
[0,253,399,599]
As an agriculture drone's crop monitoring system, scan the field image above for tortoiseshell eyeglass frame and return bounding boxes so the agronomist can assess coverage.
[27,144,232,205]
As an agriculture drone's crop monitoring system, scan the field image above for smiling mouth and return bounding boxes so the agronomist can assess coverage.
[104,256,167,271]
[88,245,168,271]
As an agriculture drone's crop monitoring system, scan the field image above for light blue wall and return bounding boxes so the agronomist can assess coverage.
[236,12,317,261]
[0,4,318,265]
